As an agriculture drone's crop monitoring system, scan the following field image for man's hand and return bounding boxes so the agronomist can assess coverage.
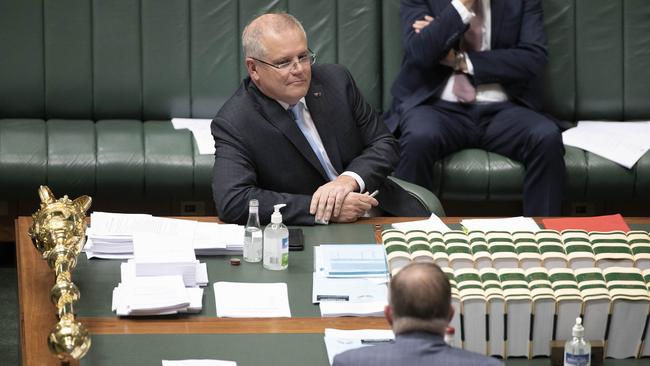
[412,15,433,34]
[310,175,359,223]
[440,49,455,67]
[330,192,379,223]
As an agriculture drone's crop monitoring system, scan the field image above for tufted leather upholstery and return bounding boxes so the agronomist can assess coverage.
[0,0,648,209]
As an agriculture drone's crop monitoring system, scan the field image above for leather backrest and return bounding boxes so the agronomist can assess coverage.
[2,0,649,121]
[0,0,382,120]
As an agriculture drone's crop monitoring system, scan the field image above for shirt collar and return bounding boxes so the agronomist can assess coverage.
[277,97,307,111]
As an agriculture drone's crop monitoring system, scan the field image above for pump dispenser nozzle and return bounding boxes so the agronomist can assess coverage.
[271,204,287,224]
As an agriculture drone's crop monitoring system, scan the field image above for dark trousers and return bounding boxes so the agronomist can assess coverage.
[394,99,565,216]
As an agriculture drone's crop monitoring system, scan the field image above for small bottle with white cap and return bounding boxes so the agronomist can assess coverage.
[564,317,591,366]
[263,204,289,270]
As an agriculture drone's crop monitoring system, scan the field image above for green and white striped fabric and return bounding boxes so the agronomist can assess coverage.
[513,231,542,268]
[468,231,492,268]
[575,268,610,302]
[499,268,531,301]
[444,230,473,269]
[591,231,634,265]
[561,230,595,268]
[627,231,650,268]
[456,268,485,301]
[603,267,650,301]
[535,230,567,268]
[525,267,555,302]
[548,268,582,302]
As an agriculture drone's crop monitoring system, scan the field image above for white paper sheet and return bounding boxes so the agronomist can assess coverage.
[312,272,388,304]
[391,214,451,232]
[213,282,291,318]
[171,118,214,155]
[323,328,395,365]
[460,216,540,232]
[562,121,650,169]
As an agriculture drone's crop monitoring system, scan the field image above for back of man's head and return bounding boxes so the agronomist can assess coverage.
[389,262,451,335]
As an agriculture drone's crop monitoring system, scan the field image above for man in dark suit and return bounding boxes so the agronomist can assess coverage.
[384,0,565,216]
[333,262,503,366]
[212,13,430,225]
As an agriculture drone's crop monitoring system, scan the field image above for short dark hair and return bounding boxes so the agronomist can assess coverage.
[390,262,451,322]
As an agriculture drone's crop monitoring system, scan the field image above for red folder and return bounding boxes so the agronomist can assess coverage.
[541,214,630,232]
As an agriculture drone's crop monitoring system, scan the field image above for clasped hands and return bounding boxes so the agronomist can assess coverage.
[310,175,378,223]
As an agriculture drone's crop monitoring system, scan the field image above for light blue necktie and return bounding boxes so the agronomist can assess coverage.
[289,103,338,181]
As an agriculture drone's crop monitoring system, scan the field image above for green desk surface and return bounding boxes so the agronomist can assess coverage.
[75,223,378,317]
[75,222,650,317]
[82,334,649,366]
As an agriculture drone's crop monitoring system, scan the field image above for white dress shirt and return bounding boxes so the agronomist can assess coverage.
[440,0,509,103]
[277,98,365,192]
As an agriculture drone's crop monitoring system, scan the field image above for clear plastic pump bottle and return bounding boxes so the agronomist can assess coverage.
[263,204,288,270]
[564,317,591,366]
[243,199,262,262]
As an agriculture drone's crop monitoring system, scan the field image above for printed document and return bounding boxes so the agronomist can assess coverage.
[391,214,450,232]
[171,118,214,155]
[213,282,291,318]
[562,121,650,169]
[323,328,395,365]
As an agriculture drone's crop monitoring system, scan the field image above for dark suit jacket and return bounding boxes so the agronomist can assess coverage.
[384,0,549,132]
[211,63,428,225]
[333,331,503,366]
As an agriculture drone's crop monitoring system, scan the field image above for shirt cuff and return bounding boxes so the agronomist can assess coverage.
[341,171,365,193]
[452,0,474,24]
[464,52,475,75]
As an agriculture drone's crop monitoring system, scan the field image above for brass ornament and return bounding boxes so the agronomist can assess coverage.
[28,186,92,362]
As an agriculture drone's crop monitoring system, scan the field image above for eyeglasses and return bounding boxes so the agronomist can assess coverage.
[251,49,316,71]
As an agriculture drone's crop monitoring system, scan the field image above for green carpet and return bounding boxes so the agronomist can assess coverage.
[0,245,19,366]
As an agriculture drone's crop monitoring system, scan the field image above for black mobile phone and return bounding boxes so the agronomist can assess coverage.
[288,228,304,251]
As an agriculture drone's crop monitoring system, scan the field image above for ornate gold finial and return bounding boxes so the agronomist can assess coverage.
[28,186,92,361]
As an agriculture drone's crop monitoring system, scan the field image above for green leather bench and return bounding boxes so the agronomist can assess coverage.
[0,0,648,215]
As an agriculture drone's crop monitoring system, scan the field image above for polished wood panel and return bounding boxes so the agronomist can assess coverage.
[83,317,389,335]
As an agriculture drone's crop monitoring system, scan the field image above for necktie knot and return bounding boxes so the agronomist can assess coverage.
[289,103,303,122]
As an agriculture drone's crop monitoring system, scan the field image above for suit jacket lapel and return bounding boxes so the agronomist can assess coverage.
[490,0,505,48]
[247,80,329,180]
[305,80,344,174]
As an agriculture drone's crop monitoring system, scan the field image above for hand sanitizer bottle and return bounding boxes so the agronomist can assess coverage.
[263,204,288,270]
[243,199,262,263]
[564,317,591,366]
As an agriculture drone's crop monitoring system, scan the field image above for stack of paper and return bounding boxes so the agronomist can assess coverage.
[84,212,245,258]
[112,275,203,316]
[192,222,244,255]
[323,328,394,365]
[110,232,208,316]
[213,282,291,318]
[313,245,389,317]
[133,232,207,287]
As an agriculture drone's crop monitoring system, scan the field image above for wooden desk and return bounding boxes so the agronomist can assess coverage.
[17,217,650,365]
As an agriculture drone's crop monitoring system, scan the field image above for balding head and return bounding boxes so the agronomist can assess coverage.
[242,13,306,59]
[388,262,452,335]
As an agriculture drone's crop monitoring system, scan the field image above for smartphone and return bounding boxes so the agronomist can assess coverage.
[288,228,304,251]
